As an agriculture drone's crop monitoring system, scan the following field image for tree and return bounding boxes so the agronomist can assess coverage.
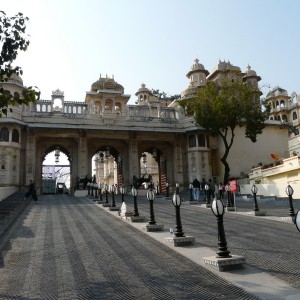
[150,89,180,102]
[0,11,39,117]
[180,80,270,183]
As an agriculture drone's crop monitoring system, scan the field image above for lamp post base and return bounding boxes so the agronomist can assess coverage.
[109,206,120,211]
[200,203,211,208]
[226,206,236,212]
[128,215,146,222]
[203,255,246,272]
[102,203,111,207]
[247,210,267,216]
[142,224,164,232]
[164,236,195,247]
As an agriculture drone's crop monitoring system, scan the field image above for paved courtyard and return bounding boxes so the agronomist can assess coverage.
[0,192,299,299]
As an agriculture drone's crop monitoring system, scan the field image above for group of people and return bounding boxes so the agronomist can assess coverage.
[191,178,231,202]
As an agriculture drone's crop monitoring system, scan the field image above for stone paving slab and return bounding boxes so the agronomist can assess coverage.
[0,194,262,300]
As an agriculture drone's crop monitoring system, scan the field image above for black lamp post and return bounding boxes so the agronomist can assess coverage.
[205,184,210,204]
[166,182,169,197]
[147,188,156,225]
[99,183,103,202]
[131,187,139,216]
[104,183,109,204]
[189,183,193,201]
[172,192,184,237]
[286,184,296,219]
[295,210,300,232]
[156,181,159,194]
[251,184,259,212]
[211,197,231,258]
[111,185,116,207]
[120,185,125,203]
[225,183,231,207]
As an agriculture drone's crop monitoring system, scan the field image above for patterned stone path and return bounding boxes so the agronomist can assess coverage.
[0,194,259,300]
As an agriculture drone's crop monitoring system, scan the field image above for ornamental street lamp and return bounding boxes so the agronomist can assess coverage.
[225,183,231,207]
[251,184,259,212]
[104,184,109,204]
[189,183,193,201]
[286,184,296,219]
[111,185,116,207]
[131,187,139,216]
[99,183,103,202]
[172,192,184,237]
[120,185,125,203]
[205,184,210,204]
[147,188,156,225]
[211,197,231,258]
[166,182,169,197]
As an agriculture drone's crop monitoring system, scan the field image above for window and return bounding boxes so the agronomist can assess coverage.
[293,111,298,120]
[0,127,9,141]
[198,134,205,147]
[188,135,196,148]
[12,129,19,143]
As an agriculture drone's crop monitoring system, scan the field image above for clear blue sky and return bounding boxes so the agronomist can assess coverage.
[2,0,300,104]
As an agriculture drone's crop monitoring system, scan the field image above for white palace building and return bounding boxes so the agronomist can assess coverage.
[0,58,299,199]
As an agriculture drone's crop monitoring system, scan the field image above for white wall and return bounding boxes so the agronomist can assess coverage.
[240,183,300,199]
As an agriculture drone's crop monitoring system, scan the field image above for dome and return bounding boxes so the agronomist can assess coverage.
[4,73,23,86]
[135,83,150,96]
[245,64,257,76]
[186,58,209,77]
[91,75,124,93]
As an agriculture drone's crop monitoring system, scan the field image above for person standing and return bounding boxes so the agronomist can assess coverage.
[192,178,200,201]
[24,179,38,203]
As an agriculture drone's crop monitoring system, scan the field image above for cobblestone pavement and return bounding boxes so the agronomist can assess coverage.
[0,194,260,300]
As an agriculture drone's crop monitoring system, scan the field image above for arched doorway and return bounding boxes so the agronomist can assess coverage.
[42,145,71,194]
[92,146,123,190]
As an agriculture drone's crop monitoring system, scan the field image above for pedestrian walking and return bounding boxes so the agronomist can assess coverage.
[192,178,200,201]
[218,182,224,199]
[24,179,38,203]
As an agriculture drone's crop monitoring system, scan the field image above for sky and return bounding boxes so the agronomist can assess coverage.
[2,0,300,104]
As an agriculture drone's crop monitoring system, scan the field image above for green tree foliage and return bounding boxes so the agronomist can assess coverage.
[180,80,270,183]
[0,11,40,116]
[150,89,180,102]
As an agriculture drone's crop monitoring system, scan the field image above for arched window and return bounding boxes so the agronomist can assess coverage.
[293,111,298,120]
[188,135,196,148]
[12,129,19,143]
[198,134,205,147]
[0,127,9,141]
[280,100,285,107]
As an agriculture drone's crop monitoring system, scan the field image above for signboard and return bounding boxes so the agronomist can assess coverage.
[230,180,238,193]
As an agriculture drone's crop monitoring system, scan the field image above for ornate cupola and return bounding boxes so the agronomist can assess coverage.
[181,58,209,99]
[135,83,152,105]
[243,64,261,88]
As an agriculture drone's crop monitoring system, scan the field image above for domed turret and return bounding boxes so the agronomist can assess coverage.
[243,65,261,88]
[181,59,209,99]
[135,83,152,105]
